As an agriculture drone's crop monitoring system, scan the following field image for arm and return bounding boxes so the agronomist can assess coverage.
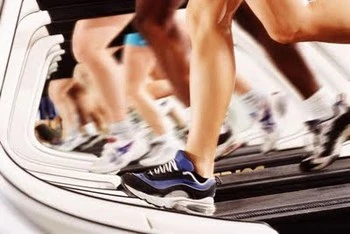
[245,0,350,43]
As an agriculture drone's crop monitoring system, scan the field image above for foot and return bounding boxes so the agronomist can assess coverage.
[35,123,61,145]
[54,133,91,152]
[139,136,184,167]
[121,150,217,215]
[176,122,244,159]
[252,93,287,153]
[301,100,350,172]
[75,135,109,156]
[89,136,150,174]
[215,123,245,159]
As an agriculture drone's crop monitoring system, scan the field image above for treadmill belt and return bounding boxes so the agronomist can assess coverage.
[216,156,350,201]
[118,147,307,175]
[215,182,350,221]
[57,145,350,225]
[215,147,309,173]
[217,145,261,159]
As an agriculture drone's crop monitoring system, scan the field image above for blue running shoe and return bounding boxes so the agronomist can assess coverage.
[121,150,217,215]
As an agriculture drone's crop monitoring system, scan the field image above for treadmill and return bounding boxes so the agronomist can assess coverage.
[16,0,350,233]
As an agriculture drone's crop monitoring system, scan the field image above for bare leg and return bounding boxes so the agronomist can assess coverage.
[147,61,175,99]
[235,3,333,122]
[72,15,134,124]
[240,1,350,172]
[48,79,77,138]
[89,106,108,133]
[186,0,243,178]
[146,79,174,99]
[120,0,245,211]
[245,0,350,43]
[147,77,187,130]
[235,74,252,96]
[134,0,191,106]
[235,3,320,98]
[68,83,91,126]
[73,63,109,132]
[124,45,169,136]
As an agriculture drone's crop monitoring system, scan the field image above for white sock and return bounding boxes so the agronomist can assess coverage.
[109,119,134,140]
[65,128,81,141]
[240,89,267,115]
[184,107,191,124]
[151,132,172,144]
[83,122,98,136]
[220,118,232,134]
[302,88,334,121]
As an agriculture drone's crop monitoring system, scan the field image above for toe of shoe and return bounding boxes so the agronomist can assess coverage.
[299,157,315,172]
[121,173,141,188]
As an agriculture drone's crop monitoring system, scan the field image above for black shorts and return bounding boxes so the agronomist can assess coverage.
[39,96,57,120]
[49,53,77,79]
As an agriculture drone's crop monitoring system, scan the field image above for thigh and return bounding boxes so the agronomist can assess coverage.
[48,79,75,100]
[150,61,167,80]
[187,0,242,43]
[73,63,92,90]
[72,14,134,51]
[188,0,241,21]
[124,45,155,88]
[225,0,244,23]
[135,0,184,22]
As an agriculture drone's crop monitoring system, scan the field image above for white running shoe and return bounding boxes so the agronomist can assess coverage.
[139,136,184,167]
[89,136,150,174]
[175,121,243,159]
[54,134,91,152]
[301,96,350,171]
[253,92,288,153]
[215,123,244,159]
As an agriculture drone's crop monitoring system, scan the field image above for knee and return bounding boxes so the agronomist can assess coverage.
[67,83,82,101]
[268,28,300,44]
[134,11,175,36]
[72,41,97,63]
[48,81,69,103]
[72,26,87,62]
[48,85,61,103]
[187,0,232,37]
[72,27,103,63]
[263,19,305,44]
[127,81,143,100]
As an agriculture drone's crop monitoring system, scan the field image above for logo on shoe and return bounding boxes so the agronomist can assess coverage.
[117,142,133,154]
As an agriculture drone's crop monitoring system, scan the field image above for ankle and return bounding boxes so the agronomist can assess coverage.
[184,150,214,178]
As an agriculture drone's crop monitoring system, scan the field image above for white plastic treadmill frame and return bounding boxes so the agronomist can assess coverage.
[3,35,123,189]
[1,4,348,233]
[0,143,277,234]
[25,48,97,163]
[1,10,96,162]
[0,5,276,232]
[0,9,123,188]
[0,0,23,89]
[1,12,94,165]
[19,0,40,20]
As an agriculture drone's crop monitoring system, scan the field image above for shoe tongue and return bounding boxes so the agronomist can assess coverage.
[174,150,195,172]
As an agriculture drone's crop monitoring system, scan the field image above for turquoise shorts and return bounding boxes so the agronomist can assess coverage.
[124,32,148,47]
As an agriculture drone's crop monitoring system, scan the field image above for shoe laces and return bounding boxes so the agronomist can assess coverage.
[148,159,179,175]
[259,105,276,133]
[215,176,222,186]
[101,141,132,161]
[310,94,348,155]
[102,137,118,150]
[333,93,347,116]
